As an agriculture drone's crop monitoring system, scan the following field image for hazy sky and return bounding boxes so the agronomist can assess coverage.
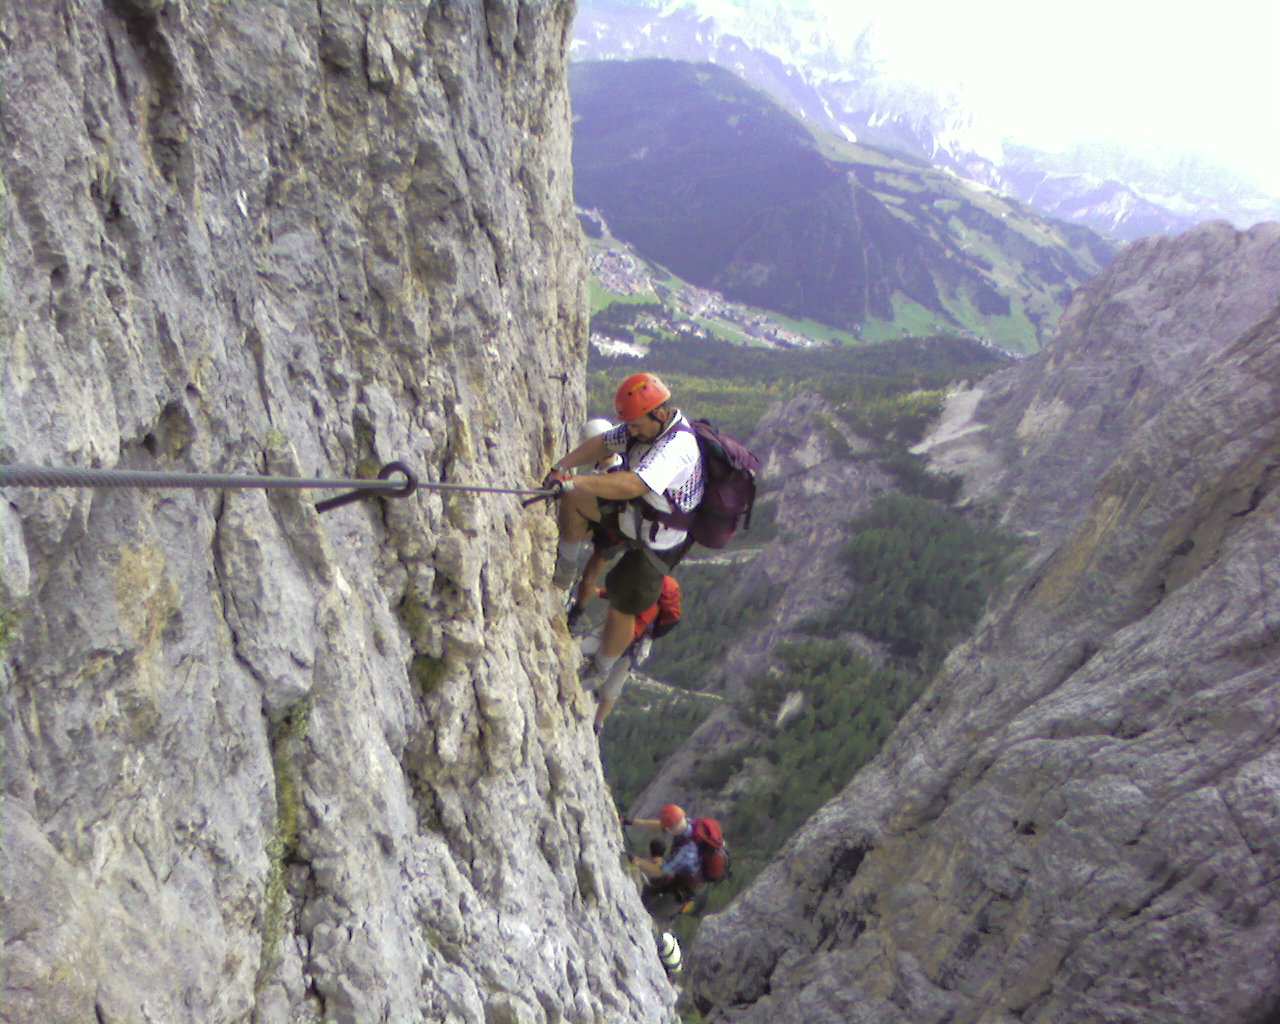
[810,0,1280,192]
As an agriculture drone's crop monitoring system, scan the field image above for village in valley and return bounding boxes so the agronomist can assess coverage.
[583,208,835,354]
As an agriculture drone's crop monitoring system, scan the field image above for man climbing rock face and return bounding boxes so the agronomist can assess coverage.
[622,803,727,919]
[543,372,703,695]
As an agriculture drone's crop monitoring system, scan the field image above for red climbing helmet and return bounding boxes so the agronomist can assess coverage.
[659,803,685,830]
[614,372,671,422]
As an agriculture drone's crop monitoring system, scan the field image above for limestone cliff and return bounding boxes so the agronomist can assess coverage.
[1,3,676,1022]
[690,223,1280,1023]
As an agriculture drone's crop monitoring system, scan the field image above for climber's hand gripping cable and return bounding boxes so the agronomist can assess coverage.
[522,472,572,507]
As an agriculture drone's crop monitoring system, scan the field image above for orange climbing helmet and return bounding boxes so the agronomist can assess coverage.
[659,803,685,830]
[614,372,671,422]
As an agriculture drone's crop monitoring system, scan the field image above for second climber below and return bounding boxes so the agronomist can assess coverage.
[544,372,704,689]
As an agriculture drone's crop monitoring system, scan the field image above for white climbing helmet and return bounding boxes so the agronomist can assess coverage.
[580,418,615,444]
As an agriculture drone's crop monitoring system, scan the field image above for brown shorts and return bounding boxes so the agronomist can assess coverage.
[604,542,685,615]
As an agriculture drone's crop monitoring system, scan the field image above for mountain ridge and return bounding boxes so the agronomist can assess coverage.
[572,58,1114,352]
[573,0,1280,241]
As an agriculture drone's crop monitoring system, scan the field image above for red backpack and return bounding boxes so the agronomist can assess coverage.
[692,817,730,883]
[651,575,682,639]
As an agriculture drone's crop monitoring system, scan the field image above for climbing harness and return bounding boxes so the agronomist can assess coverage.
[0,461,557,513]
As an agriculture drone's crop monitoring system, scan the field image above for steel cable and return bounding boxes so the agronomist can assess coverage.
[0,462,556,513]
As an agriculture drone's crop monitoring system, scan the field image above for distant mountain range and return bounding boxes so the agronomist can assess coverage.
[571,60,1114,352]
[572,0,1280,241]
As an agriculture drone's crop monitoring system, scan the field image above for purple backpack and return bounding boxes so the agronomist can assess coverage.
[635,419,761,549]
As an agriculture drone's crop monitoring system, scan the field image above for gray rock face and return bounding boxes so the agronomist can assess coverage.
[690,224,1280,1023]
[1,3,675,1023]
[919,221,1280,541]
